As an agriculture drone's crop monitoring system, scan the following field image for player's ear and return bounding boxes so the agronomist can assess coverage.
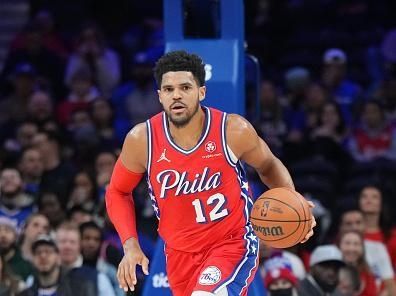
[157,90,162,104]
[199,86,206,101]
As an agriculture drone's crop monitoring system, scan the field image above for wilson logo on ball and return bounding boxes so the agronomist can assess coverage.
[252,225,284,236]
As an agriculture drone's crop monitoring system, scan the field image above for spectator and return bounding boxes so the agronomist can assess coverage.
[18,148,44,196]
[339,209,395,292]
[0,168,34,228]
[260,240,306,280]
[68,171,97,211]
[2,121,39,166]
[94,151,116,190]
[19,213,50,263]
[0,254,24,295]
[321,48,362,124]
[3,121,39,160]
[0,64,37,126]
[26,90,55,126]
[32,131,75,206]
[264,266,299,296]
[65,23,120,96]
[57,68,101,126]
[373,77,396,123]
[358,185,396,270]
[338,230,377,295]
[348,101,396,161]
[19,234,97,296]
[337,266,361,296]
[80,221,123,296]
[256,80,287,157]
[0,217,33,281]
[1,23,65,97]
[297,245,345,296]
[10,10,69,59]
[55,222,115,296]
[310,102,351,169]
[37,191,66,229]
[111,51,161,127]
[90,99,123,148]
[67,205,93,227]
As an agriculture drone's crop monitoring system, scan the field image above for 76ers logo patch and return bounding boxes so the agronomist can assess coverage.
[205,141,216,153]
[199,266,221,285]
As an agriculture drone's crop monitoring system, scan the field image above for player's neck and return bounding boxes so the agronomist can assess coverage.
[168,107,206,150]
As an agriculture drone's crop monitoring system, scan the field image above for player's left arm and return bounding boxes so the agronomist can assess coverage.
[226,114,316,242]
[226,114,294,189]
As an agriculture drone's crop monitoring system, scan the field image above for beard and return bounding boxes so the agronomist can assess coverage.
[165,98,200,128]
[38,262,59,276]
[0,242,15,256]
[313,275,338,293]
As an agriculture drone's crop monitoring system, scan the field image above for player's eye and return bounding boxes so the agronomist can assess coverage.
[182,86,191,91]
[163,87,173,92]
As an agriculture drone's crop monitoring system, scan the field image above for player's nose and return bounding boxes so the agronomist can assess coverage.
[172,88,183,100]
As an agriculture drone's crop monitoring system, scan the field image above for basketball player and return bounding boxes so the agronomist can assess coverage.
[106,51,316,296]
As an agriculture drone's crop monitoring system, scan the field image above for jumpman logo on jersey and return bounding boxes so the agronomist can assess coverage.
[157,149,171,163]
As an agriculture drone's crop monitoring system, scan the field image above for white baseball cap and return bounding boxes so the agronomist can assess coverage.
[323,48,347,64]
[310,245,344,267]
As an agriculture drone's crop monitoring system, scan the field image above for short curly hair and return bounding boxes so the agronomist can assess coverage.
[154,50,206,87]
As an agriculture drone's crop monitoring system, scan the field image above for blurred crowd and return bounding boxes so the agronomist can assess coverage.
[0,0,395,295]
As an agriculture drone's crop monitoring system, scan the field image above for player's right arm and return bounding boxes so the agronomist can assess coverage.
[105,123,149,292]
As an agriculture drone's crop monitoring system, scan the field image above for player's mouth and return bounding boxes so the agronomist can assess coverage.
[171,103,187,112]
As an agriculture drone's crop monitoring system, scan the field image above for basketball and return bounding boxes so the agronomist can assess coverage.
[250,187,312,248]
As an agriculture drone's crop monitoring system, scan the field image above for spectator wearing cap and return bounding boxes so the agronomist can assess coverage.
[0,217,33,281]
[297,245,345,296]
[265,267,299,296]
[19,234,97,296]
[0,63,37,126]
[260,242,306,280]
[321,48,362,124]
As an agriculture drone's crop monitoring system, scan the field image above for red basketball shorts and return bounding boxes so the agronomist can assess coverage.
[165,226,259,296]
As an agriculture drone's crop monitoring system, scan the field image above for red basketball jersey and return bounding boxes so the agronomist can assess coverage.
[146,106,254,252]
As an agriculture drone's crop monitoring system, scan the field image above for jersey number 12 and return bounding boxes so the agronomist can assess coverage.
[192,193,228,223]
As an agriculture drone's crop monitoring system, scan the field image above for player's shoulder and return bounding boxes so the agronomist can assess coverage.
[225,113,255,135]
[126,122,147,141]
[225,113,258,157]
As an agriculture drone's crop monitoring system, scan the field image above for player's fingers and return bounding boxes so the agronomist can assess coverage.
[141,256,150,276]
[126,261,137,291]
[301,229,314,243]
[117,263,129,292]
[311,215,317,228]
[307,200,315,208]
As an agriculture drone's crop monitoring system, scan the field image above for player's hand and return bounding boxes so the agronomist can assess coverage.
[117,237,149,292]
[301,201,316,243]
